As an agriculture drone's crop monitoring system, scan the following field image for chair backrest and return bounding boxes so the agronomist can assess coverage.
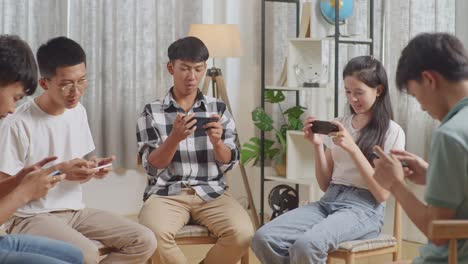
[429,220,468,264]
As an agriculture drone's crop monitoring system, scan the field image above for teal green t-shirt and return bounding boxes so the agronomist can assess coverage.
[413,97,468,264]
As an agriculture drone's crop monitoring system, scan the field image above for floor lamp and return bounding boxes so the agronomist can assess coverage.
[189,24,260,228]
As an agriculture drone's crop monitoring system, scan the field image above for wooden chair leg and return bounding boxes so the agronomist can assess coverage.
[449,239,458,264]
[345,253,355,264]
[240,250,249,264]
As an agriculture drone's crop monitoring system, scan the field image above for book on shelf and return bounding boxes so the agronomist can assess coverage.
[298,2,311,38]
[276,57,288,87]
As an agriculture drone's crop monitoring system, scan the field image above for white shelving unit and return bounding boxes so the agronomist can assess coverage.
[287,38,326,88]
[286,131,315,179]
[324,36,372,44]
[265,84,329,91]
[263,131,325,203]
[264,175,316,185]
[264,168,315,185]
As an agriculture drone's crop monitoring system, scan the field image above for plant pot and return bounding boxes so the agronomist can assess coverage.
[274,159,287,177]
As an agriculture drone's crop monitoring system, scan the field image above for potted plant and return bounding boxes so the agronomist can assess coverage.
[241,90,306,176]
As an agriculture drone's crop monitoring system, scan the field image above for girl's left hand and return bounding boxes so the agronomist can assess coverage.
[329,121,358,154]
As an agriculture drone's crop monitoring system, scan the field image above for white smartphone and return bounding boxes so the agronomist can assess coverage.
[94,163,112,170]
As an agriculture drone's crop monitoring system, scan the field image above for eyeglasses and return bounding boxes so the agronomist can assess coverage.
[44,78,88,96]
[61,79,88,96]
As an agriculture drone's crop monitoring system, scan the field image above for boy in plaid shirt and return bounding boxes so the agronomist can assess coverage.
[136,36,253,264]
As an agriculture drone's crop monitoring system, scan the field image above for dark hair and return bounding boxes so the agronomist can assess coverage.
[343,56,393,163]
[168,36,209,62]
[0,35,38,95]
[36,36,86,78]
[396,32,468,91]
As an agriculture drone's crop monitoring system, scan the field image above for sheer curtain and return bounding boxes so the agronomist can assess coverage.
[1,0,204,168]
[69,0,204,168]
[1,0,205,215]
[0,0,67,94]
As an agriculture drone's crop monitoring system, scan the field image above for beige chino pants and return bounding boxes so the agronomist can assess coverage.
[138,190,254,264]
[8,208,157,264]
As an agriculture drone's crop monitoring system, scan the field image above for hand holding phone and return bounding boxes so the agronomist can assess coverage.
[188,117,219,130]
[310,120,339,135]
[93,163,112,171]
[371,151,409,167]
[48,170,62,177]
[48,162,112,177]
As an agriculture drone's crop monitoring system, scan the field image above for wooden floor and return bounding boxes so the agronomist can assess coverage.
[180,240,422,264]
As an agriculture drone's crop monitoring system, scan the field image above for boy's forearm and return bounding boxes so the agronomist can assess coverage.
[349,150,389,202]
[0,187,29,224]
[0,174,20,200]
[147,135,179,168]
[213,142,232,164]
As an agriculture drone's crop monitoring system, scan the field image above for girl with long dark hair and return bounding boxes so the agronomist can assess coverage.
[251,56,405,264]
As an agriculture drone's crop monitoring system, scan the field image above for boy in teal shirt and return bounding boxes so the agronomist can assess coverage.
[373,32,468,263]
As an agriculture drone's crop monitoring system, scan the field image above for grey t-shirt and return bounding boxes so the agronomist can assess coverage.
[413,97,468,264]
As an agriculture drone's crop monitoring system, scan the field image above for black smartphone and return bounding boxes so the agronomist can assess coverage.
[188,117,219,130]
[310,120,339,135]
[371,151,409,167]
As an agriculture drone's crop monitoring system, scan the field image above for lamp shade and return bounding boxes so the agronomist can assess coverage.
[188,24,243,58]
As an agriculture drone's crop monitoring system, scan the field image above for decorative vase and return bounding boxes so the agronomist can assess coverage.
[274,157,287,177]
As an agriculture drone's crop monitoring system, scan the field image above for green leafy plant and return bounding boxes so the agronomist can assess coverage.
[241,90,306,166]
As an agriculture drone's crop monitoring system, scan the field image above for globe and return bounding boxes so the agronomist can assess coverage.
[320,0,353,25]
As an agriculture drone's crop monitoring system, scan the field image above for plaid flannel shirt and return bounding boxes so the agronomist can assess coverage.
[136,88,239,201]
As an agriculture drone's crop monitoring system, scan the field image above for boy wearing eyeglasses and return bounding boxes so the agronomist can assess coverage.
[0,34,84,264]
[0,36,157,264]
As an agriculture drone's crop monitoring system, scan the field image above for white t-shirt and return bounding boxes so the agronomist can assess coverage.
[0,99,95,217]
[323,115,406,189]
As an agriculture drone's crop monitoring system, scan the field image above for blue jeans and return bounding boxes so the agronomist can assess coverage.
[252,183,385,264]
[0,234,84,264]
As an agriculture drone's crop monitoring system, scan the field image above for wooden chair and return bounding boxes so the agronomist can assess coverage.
[428,220,468,264]
[326,200,402,264]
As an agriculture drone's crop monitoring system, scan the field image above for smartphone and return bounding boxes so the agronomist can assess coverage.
[371,151,409,167]
[310,120,339,135]
[48,169,62,177]
[188,117,219,130]
[94,163,113,171]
